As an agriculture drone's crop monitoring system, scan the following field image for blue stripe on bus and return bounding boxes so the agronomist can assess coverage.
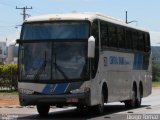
[54,83,69,94]
[42,84,56,94]
[133,53,143,70]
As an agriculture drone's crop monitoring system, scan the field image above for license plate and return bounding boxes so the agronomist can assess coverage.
[66,98,79,103]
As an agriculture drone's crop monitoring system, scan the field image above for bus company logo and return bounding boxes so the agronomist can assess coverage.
[104,57,108,67]
[109,56,130,65]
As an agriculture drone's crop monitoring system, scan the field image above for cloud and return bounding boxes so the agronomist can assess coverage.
[150,31,160,46]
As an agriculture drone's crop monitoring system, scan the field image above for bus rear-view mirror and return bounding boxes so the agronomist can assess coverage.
[88,36,95,58]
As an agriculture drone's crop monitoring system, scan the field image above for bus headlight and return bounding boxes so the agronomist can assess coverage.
[70,87,90,94]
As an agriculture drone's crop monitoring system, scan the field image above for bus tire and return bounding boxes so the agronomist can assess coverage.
[95,91,105,114]
[76,105,85,112]
[37,104,50,116]
[125,86,136,109]
[136,84,143,108]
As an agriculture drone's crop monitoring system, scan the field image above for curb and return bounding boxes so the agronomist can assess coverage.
[0,106,35,109]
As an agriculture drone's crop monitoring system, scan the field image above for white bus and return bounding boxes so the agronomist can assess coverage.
[17,12,152,115]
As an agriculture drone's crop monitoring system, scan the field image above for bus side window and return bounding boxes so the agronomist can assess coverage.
[117,27,125,49]
[138,33,145,51]
[100,21,108,48]
[108,24,117,48]
[92,20,99,42]
[145,33,151,52]
[91,20,99,78]
[125,29,132,50]
[143,33,150,69]
[133,31,138,51]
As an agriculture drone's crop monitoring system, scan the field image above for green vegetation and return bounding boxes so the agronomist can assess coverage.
[0,64,18,91]
[152,62,160,88]
[0,64,18,74]
[152,63,160,82]
[152,81,160,88]
[0,91,18,94]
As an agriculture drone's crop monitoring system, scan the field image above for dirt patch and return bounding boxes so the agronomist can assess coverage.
[0,94,19,106]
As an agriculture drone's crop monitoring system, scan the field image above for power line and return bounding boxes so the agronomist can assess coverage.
[16,6,33,21]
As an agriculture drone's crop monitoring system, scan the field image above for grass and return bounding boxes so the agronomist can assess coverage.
[0,91,18,95]
[152,81,160,88]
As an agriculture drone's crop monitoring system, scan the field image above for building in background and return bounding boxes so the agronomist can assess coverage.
[0,41,7,64]
[6,43,18,64]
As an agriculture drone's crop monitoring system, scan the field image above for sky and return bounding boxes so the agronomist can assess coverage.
[0,0,160,46]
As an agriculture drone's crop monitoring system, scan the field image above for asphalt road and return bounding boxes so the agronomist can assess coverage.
[0,88,160,120]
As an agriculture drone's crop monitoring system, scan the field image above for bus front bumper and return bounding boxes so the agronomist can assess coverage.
[19,92,90,106]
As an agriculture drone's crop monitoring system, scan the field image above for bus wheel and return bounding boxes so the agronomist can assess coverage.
[125,86,136,109]
[95,92,104,114]
[37,104,50,116]
[136,85,143,108]
[77,105,85,112]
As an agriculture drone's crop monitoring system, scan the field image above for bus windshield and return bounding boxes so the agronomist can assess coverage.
[22,21,89,40]
[19,42,87,81]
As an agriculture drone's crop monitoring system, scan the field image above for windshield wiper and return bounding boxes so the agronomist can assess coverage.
[34,51,47,80]
[53,62,68,80]
[53,53,68,80]
[34,51,69,80]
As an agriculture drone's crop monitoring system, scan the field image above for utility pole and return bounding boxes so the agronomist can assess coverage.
[16,6,33,21]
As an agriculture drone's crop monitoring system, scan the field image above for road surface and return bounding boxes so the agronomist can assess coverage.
[0,88,160,120]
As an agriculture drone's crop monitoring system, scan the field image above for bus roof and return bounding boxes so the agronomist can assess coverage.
[25,12,148,32]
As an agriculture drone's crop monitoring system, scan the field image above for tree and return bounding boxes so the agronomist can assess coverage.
[152,62,160,81]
